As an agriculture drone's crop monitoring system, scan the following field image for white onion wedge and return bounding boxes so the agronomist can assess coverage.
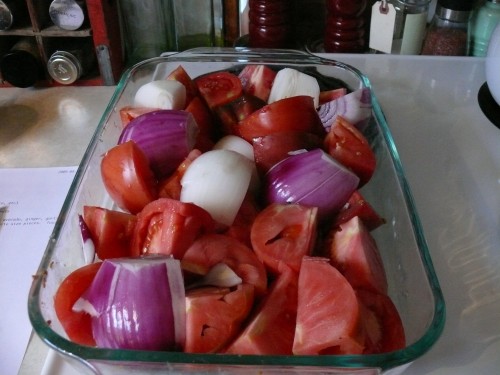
[268,68,320,108]
[180,149,253,226]
[134,80,186,110]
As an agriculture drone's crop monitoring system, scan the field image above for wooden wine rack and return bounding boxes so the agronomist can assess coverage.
[0,0,123,86]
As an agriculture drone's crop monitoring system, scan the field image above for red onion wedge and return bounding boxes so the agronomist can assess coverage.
[74,256,186,351]
[265,149,360,218]
[118,110,199,178]
[317,88,372,132]
[78,214,95,264]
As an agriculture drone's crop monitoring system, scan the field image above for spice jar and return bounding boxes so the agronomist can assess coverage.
[468,0,500,57]
[422,0,472,55]
[47,39,95,85]
[248,0,293,48]
[390,0,431,54]
[0,38,43,87]
[324,0,369,53]
[49,0,86,31]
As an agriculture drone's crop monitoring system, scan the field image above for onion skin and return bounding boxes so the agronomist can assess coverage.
[118,110,199,178]
[265,149,360,218]
[76,256,186,351]
[317,88,372,132]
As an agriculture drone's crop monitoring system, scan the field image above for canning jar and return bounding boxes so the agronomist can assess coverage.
[422,0,472,55]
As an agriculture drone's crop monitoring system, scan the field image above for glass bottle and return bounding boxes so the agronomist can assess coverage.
[324,0,368,53]
[390,0,431,54]
[469,0,500,57]
[0,38,43,88]
[422,0,472,55]
[248,0,293,48]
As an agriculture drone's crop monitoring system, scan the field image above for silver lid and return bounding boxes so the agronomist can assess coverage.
[0,1,13,30]
[436,4,471,23]
[47,51,82,85]
[49,0,85,31]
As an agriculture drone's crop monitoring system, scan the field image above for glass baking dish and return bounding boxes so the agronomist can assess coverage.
[28,48,445,374]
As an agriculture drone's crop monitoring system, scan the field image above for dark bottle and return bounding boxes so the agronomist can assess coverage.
[422,0,472,56]
[0,38,43,88]
[248,0,293,48]
[324,0,368,53]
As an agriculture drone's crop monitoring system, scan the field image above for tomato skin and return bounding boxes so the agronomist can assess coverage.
[82,206,137,259]
[158,149,202,201]
[214,94,266,136]
[167,65,199,105]
[329,216,388,295]
[225,264,298,355]
[293,256,365,355]
[182,234,268,296]
[101,140,158,214]
[131,198,216,259]
[223,193,261,248]
[333,190,386,231]
[54,262,102,346]
[238,96,326,142]
[251,203,318,274]
[252,130,323,174]
[238,64,277,102]
[119,106,157,127]
[357,290,406,354]
[185,284,255,353]
[185,97,216,151]
[195,71,243,109]
[324,116,376,186]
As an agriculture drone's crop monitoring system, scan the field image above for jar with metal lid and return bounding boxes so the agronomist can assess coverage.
[49,0,86,31]
[0,38,43,87]
[0,0,29,31]
[391,0,431,54]
[47,40,95,85]
[468,0,500,57]
[422,0,473,55]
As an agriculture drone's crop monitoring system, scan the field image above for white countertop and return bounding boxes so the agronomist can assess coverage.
[1,53,499,374]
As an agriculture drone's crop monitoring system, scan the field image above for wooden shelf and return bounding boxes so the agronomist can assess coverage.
[0,0,123,87]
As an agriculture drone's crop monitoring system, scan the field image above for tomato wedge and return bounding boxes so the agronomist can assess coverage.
[293,256,365,355]
[185,97,216,151]
[82,206,137,259]
[329,216,388,295]
[101,140,158,214]
[251,203,318,274]
[185,284,255,353]
[195,71,243,109]
[182,234,268,296]
[167,65,199,105]
[131,198,216,259]
[332,190,386,231]
[54,262,102,346]
[158,149,202,200]
[238,64,277,102]
[357,290,406,354]
[225,264,298,355]
[238,96,325,142]
[119,106,157,127]
[324,116,376,186]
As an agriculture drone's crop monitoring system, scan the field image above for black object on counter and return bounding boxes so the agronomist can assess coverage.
[478,82,500,129]
[0,38,43,88]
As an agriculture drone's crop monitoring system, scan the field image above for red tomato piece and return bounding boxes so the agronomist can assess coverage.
[319,88,347,105]
[238,96,325,143]
[185,96,216,151]
[333,190,386,231]
[195,71,243,109]
[182,234,268,296]
[251,203,318,274]
[131,198,216,259]
[54,262,102,346]
[101,141,158,214]
[293,256,365,355]
[324,116,376,186]
[185,284,255,353]
[223,193,261,248]
[119,106,158,127]
[167,65,199,105]
[82,206,137,260]
[329,216,388,295]
[158,149,202,200]
[238,64,277,102]
[357,290,406,354]
[225,264,298,355]
[214,94,266,136]
[252,130,323,174]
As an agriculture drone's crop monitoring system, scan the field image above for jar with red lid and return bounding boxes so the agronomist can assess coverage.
[248,0,293,48]
[324,0,368,53]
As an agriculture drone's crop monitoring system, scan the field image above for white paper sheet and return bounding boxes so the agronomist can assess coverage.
[0,166,77,375]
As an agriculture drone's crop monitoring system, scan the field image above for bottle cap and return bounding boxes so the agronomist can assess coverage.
[0,50,40,88]
[47,51,82,85]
